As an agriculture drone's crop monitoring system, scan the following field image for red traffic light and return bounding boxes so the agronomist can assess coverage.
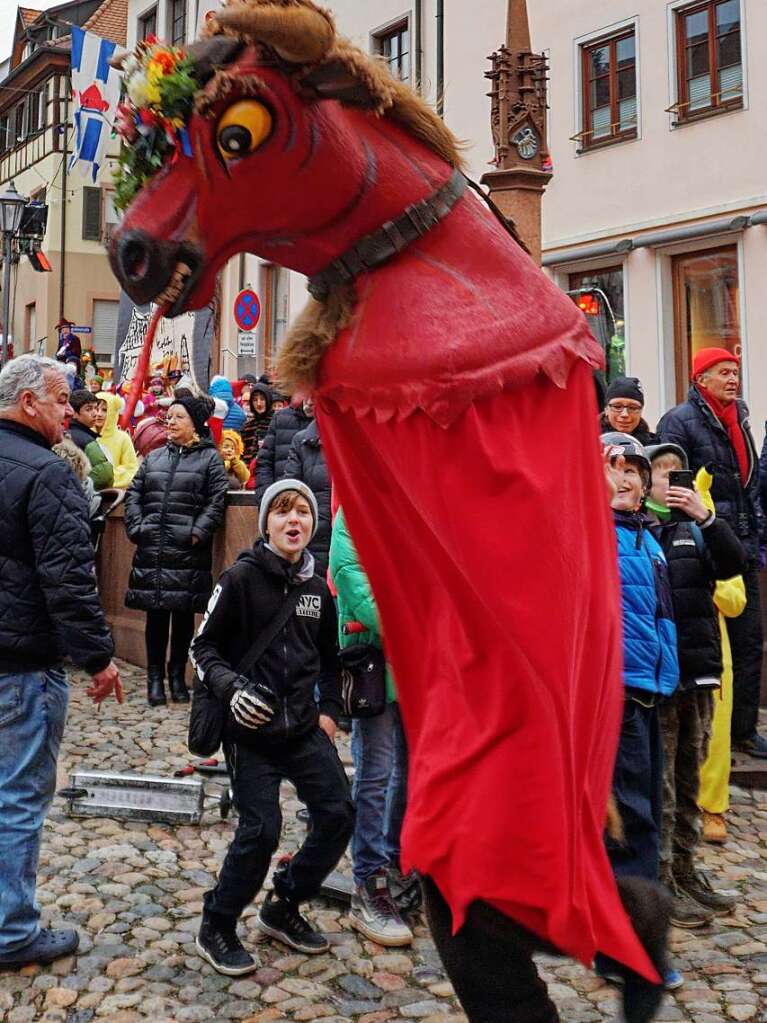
[576,292,600,316]
[29,251,52,272]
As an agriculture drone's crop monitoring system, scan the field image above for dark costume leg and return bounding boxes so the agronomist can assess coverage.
[421,876,560,1023]
[727,562,763,743]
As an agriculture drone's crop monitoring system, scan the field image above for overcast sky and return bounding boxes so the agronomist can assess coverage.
[1,0,63,67]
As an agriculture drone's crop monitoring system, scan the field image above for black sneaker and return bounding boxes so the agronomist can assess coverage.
[257,891,329,954]
[196,916,257,976]
[676,869,736,917]
[667,879,714,929]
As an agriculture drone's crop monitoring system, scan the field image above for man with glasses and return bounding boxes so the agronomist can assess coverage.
[599,377,659,445]
[658,348,766,759]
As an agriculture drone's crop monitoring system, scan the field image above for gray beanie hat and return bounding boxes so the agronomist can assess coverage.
[259,479,318,541]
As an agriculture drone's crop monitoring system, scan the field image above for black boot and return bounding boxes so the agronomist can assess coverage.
[168,662,190,703]
[147,665,166,706]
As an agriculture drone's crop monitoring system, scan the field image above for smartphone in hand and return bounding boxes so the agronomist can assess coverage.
[668,469,694,522]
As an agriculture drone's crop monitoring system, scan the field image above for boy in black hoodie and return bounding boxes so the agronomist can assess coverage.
[191,479,353,975]
[645,444,745,931]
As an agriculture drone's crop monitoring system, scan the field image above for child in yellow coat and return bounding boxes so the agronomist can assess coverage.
[219,429,250,490]
[695,467,747,845]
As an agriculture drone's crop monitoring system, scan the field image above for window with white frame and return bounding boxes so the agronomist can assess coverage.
[169,0,186,46]
[373,20,410,82]
[138,6,157,41]
[576,28,637,150]
[672,0,743,122]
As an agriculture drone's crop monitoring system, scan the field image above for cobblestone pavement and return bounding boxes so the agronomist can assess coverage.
[1,661,766,1023]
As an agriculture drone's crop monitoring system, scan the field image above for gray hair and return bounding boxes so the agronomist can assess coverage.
[0,355,66,413]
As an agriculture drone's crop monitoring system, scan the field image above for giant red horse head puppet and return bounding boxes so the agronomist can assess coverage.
[110,0,468,391]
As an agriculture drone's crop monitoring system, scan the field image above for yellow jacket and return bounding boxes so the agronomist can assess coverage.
[696,467,746,813]
[96,392,139,489]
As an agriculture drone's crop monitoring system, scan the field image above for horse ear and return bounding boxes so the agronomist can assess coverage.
[185,37,245,83]
[300,58,377,107]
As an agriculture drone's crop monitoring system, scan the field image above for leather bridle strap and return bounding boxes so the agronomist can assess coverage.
[307,167,467,301]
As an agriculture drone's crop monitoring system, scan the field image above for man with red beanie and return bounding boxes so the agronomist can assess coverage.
[658,348,766,758]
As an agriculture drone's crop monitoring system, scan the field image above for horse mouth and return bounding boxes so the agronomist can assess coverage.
[154,260,197,315]
[111,230,203,316]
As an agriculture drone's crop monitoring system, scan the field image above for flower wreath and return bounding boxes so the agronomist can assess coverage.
[113,37,199,212]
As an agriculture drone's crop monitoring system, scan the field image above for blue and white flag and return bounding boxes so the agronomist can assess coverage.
[69,27,121,182]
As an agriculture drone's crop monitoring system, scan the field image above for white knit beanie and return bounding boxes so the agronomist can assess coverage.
[259,479,318,540]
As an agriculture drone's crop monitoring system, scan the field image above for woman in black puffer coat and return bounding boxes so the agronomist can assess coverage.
[284,419,331,574]
[124,396,229,707]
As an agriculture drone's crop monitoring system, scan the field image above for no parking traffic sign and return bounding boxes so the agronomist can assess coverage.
[234,288,261,332]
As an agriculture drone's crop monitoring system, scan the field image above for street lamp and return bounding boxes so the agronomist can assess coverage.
[0,180,28,367]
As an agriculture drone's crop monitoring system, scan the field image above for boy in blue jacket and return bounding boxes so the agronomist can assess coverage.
[602,432,681,988]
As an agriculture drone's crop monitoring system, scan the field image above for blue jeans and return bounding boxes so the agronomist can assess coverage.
[0,668,69,952]
[351,702,408,886]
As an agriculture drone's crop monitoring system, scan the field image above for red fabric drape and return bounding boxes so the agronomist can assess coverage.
[317,360,657,981]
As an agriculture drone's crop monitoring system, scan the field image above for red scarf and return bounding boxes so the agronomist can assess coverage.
[698,385,750,481]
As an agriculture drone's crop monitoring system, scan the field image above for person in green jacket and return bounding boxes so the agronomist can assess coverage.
[330,507,417,948]
[67,390,114,491]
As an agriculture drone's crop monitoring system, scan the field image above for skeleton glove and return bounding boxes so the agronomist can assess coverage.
[230,686,274,730]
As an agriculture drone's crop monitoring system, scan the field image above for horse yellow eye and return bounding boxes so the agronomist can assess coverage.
[216,100,272,159]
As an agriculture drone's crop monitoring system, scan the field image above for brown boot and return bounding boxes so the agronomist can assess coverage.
[702,811,727,845]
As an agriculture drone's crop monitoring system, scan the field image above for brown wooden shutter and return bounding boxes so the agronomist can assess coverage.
[82,187,102,241]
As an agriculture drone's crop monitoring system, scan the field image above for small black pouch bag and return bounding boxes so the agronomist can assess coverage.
[339,644,387,719]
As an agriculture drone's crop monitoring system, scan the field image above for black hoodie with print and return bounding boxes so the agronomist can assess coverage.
[190,540,341,748]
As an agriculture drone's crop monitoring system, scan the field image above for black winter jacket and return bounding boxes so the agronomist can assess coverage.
[657,387,763,559]
[241,384,274,462]
[284,420,331,574]
[254,406,313,503]
[124,439,230,612]
[0,420,114,674]
[651,516,745,689]
[190,541,342,748]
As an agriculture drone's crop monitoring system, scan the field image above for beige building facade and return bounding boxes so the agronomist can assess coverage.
[0,0,127,363]
[122,0,765,438]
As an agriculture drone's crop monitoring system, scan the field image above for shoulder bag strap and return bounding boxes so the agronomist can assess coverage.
[233,583,307,678]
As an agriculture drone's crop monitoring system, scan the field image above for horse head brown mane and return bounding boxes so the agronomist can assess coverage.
[197,0,466,392]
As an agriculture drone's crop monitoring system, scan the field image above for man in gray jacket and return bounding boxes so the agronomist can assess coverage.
[0,355,122,968]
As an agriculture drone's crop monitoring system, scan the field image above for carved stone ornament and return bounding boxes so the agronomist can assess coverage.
[486,44,549,170]
[511,125,539,160]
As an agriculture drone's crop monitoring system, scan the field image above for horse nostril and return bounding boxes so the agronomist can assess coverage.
[121,237,151,282]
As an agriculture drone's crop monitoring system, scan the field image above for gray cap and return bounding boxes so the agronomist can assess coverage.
[259,479,318,541]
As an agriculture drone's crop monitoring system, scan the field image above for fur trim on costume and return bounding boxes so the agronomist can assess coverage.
[276,283,356,392]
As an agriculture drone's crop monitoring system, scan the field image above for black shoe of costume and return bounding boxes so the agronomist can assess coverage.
[388,867,423,915]
[196,916,257,976]
[615,876,672,1023]
[0,928,79,966]
[257,891,329,954]
[733,731,767,759]
[147,665,166,706]
[167,662,190,703]
[676,869,736,917]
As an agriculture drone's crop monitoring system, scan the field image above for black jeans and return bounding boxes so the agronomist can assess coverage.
[422,876,559,1023]
[145,609,196,668]
[204,727,354,919]
[727,561,764,742]
[606,698,663,881]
